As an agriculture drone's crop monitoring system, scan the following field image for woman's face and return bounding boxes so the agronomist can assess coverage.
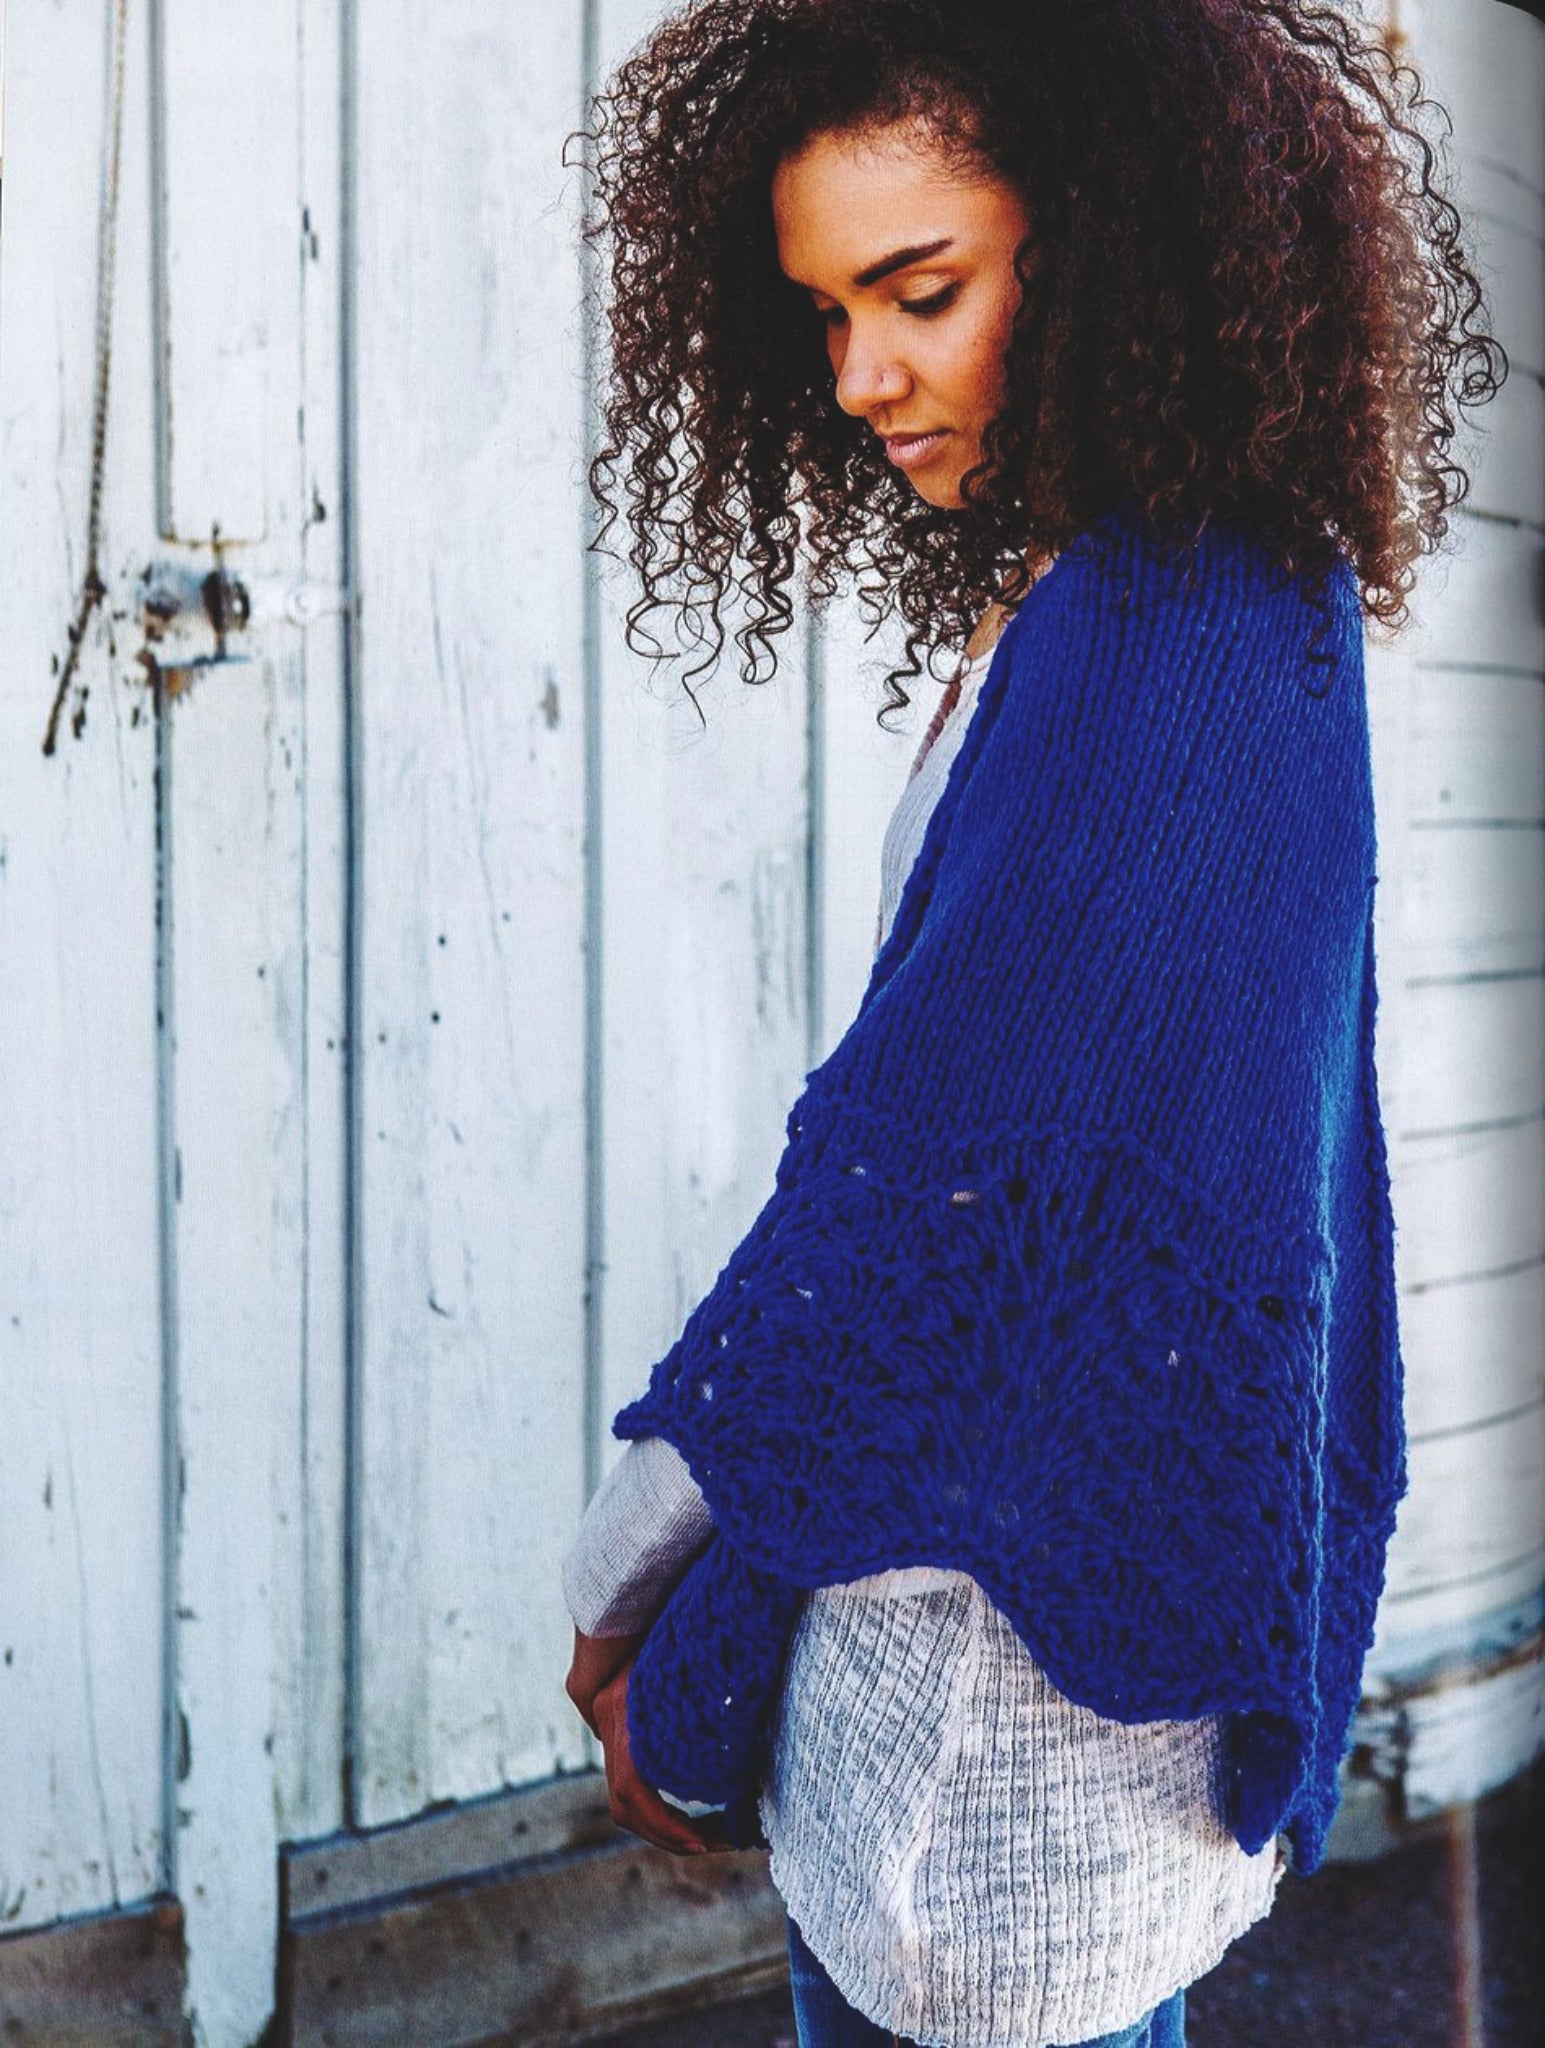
[772,118,1035,511]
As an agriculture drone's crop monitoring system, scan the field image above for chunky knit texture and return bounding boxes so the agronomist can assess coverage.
[613,503,1409,1873]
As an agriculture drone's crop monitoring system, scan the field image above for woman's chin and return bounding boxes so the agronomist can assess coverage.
[909,473,967,511]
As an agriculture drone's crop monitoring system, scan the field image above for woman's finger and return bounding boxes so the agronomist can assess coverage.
[595,1665,738,1855]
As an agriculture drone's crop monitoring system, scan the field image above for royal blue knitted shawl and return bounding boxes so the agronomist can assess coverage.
[612,503,1409,1873]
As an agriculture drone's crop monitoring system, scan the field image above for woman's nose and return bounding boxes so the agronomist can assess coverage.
[834,328,911,418]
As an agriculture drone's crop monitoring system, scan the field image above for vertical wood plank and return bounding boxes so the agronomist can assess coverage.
[271,0,350,1854]
[167,642,305,2046]
[351,1,592,1824]
[0,0,166,1931]
[155,1,334,2035]
[156,1,274,542]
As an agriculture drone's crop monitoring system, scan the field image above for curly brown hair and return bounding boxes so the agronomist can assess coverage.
[575,0,1507,723]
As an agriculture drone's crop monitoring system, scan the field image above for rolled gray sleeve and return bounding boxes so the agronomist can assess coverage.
[562,1435,716,1637]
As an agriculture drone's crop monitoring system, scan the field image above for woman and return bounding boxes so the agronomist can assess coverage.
[561,4,1502,2044]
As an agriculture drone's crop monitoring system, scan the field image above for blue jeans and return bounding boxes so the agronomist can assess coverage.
[786,1913,1188,2048]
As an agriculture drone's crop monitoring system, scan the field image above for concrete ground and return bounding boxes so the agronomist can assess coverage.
[598,1759,1541,2048]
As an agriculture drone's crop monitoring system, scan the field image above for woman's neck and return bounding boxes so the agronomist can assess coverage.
[964,602,1011,663]
[963,550,1054,663]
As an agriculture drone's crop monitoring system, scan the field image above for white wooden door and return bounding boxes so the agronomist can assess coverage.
[1,2,349,2037]
[0,2,881,2037]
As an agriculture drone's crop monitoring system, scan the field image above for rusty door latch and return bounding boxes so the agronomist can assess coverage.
[139,563,350,677]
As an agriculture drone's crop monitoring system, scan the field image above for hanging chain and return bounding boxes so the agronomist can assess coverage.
[42,0,130,755]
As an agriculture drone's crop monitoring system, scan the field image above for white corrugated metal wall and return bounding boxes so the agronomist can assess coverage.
[0,2,1538,2041]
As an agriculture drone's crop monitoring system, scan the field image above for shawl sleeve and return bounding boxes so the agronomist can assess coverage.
[613,508,1408,1867]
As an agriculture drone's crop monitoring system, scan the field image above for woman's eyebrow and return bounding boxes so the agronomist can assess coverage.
[852,237,955,287]
[793,236,957,295]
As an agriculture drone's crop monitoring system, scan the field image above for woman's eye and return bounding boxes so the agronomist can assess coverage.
[901,286,959,317]
[813,285,958,327]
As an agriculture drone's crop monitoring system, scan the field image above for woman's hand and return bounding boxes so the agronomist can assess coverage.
[565,1622,646,1737]
[565,1626,736,1856]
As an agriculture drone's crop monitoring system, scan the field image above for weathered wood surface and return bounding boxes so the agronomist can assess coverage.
[145,0,359,2034]
[0,0,168,1932]
[1,3,353,2037]
[0,1899,189,2048]
[282,0,353,1870]
[1395,1639,1545,1818]
[347,0,595,1833]
[282,1771,618,1921]
[278,1772,787,2048]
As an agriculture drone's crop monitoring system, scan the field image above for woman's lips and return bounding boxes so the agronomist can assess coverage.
[882,428,950,470]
